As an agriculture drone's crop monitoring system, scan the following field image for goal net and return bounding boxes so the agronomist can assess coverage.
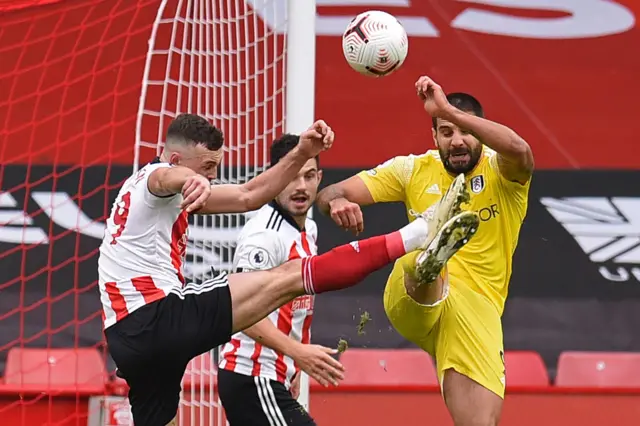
[0,0,315,425]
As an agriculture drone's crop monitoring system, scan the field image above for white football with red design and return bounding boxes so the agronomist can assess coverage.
[342,10,409,78]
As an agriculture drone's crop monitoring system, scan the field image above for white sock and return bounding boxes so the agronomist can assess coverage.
[399,217,429,253]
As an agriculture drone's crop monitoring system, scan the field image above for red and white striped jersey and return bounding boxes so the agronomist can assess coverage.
[98,160,189,329]
[219,201,317,387]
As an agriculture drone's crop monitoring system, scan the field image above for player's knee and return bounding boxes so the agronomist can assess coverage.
[403,272,446,306]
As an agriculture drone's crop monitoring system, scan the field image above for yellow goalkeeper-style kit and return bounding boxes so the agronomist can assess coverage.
[357,148,530,398]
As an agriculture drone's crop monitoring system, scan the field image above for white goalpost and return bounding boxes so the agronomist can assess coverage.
[284,0,316,413]
[132,0,317,424]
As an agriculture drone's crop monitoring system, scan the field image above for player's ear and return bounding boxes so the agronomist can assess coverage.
[168,151,181,166]
[317,169,323,184]
[432,128,439,147]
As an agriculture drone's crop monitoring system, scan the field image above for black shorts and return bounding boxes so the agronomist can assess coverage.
[105,273,233,426]
[218,369,316,426]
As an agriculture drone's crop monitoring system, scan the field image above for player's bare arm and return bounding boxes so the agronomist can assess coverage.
[242,319,344,387]
[147,166,212,213]
[316,175,374,234]
[416,76,534,184]
[197,120,335,214]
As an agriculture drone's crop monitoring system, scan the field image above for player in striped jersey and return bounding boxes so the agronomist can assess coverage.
[218,134,333,426]
[100,114,476,426]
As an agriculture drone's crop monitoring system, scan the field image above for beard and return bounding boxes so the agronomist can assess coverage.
[440,145,482,175]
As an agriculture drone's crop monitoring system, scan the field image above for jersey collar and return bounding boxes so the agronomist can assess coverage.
[269,200,305,232]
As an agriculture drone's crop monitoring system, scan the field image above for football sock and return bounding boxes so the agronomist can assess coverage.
[302,218,428,295]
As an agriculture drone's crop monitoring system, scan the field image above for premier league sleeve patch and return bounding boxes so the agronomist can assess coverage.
[248,247,270,269]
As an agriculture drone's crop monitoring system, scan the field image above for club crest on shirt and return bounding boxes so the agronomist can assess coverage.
[248,247,269,268]
[470,175,485,194]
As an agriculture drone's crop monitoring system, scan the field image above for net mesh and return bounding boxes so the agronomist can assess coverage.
[0,0,289,424]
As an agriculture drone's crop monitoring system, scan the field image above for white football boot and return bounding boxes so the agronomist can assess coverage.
[410,173,470,250]
[414,210,480,285]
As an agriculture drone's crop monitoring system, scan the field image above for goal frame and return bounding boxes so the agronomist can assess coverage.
[131,0,317,417]
[286,0,317,412]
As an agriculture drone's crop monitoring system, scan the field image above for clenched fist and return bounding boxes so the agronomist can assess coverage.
[298,120,335,158]
[329,198,364,235]
[180,175,211,213]
[415,75,453,119]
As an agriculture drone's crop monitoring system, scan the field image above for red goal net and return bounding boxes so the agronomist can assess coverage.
[0,0,288,424]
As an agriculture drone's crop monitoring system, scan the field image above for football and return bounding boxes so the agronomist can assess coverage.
[342,10,409,78]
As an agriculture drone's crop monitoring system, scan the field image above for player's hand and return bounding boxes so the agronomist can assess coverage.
[290,372,301,400]
[291,344,344,387]
[329,198,364,235]
[180,175,211,213]
[298,120,335,158]
[415,76,452,118]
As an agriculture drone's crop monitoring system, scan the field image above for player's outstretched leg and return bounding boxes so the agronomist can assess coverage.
[416,173,469,245]
[414,211,480,285]
[397,173,471,307]
[227,216,430,334]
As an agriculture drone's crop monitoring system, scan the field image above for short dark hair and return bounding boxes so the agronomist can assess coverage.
[432,92,484,129]
[166,113,224,150]
[270,133,320,167]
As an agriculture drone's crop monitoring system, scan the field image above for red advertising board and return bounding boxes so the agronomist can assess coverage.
[1,388,640,426]
[1,0,638,169]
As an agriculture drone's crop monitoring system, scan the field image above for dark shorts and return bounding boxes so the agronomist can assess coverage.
[105,273,233,426]
[218,369,316,426]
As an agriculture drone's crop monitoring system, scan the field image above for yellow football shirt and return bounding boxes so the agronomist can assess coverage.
[357,148,530,315]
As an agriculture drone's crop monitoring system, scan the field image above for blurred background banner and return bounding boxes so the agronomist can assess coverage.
[2,1,639,170]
